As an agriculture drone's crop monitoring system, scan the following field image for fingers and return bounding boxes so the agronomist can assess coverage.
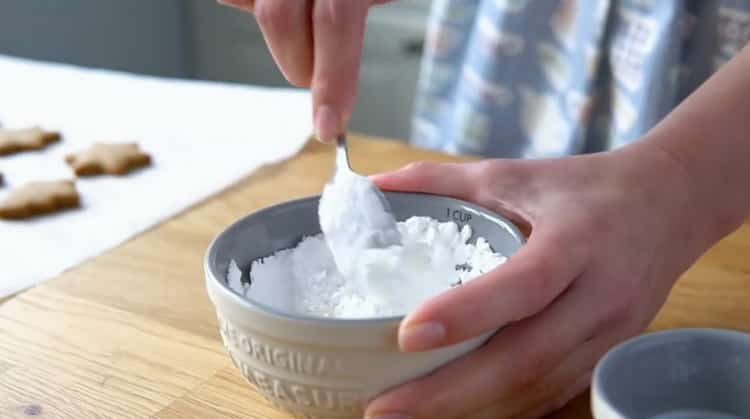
[398,226,586,351]
[371,161,484,202]
[365,272,600,419]
[540,325,637,395]
[506,329,636,419]
[311,0,370,141]
[254,0,314,87]
[468,346,600,419]
[500,373,592,419]
[220,0,384,142]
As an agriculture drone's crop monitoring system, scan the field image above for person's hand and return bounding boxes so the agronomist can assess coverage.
[217,0,395,142]
[365,143,713,419]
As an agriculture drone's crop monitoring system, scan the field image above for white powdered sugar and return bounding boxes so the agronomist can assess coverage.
[229,216,507,318]
[226,259,247,295]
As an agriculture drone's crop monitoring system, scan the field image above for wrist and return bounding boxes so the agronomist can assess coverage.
[640,135,745,243]
[613,139,719,286]
[628,43,750,245]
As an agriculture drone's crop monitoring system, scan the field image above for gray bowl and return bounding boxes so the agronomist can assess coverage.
[592,328,750,419]
[204,192,525,418]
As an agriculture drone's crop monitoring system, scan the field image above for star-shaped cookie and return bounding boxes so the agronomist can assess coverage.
[65,142,151,176]
[0,180,80,219]
[0,127,61,155]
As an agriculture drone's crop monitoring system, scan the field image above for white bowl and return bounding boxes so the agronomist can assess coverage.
[205,192,525,419]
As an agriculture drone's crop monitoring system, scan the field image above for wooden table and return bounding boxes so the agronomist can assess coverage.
[1,135,749,419]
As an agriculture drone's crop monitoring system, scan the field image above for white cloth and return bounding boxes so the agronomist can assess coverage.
[0,55,312,297]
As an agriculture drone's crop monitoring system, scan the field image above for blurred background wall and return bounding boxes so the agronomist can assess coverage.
[0,0,430,140]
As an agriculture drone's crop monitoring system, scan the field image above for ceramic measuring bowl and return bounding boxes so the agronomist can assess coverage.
[204,192,525,419]
[592,328,750,419]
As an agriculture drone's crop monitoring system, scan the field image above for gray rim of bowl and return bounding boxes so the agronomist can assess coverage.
[591,327,750,417]
[204,191,526,326]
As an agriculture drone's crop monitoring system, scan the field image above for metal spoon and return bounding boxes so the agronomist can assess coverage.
[319,133,401,255]
[335,134,400,228]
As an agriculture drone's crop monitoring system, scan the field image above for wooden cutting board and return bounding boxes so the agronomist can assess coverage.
[1,134,749,419]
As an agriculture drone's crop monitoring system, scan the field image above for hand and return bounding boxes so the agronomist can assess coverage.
[217,0,395,142]
[365,143,711,419]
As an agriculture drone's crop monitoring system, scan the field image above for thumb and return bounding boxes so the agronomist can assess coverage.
[371,161,482,203]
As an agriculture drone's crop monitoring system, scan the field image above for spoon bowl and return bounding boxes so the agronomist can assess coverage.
[333,134,397,221]
[318,134,402,272]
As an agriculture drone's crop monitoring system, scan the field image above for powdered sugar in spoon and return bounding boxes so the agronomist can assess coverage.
[318,134,402,274]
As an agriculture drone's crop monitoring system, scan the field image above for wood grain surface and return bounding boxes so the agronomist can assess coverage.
[1,135,748,419]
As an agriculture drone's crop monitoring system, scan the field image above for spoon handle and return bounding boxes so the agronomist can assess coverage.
[335,134,351,173]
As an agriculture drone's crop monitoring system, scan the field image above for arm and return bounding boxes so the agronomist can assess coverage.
[364,43,750,419]
[640,42,750,242]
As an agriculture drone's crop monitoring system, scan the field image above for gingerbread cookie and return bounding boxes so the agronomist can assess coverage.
[65,142,151,176]
[0,180,79,219]
[0,127,61,155]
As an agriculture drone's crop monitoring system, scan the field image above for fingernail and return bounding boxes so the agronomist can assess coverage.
[399,321,446,351]
[315,105,340,143]
[365,414,412,419]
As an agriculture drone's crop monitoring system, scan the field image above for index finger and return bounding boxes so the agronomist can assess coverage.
[311,0,370,142]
